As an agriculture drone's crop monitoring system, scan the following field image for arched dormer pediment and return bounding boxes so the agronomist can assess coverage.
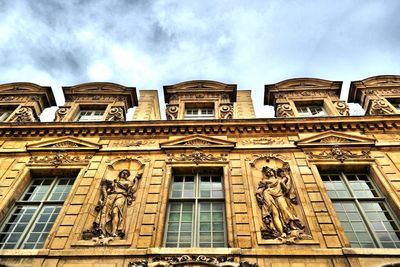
[0,82,56,108]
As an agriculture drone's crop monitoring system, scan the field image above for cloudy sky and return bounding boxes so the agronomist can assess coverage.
[0,0,399,120]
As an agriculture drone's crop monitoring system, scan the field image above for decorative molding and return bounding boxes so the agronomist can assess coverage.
[27,136,100,151]
[28,152,92,166]
[112,140,156,147]
[241,137,285,145]
[105,106,124,121]
[274,90,336,99]
[220,104,233,119]
[9,107,36,122]
[128,255,258,267]
[167,149,227,164]
[0,95,32,102]
[365,88,400,95]
[65,95,127,102]
[296,130,375,147]
[166,104,178,120]
[276,104,294,117]
[161,134,235,150]
[334,101,350,116]
[249,154,288,166]
[306,145,371,162]
[54,106,70,122]
[369,99,396,115]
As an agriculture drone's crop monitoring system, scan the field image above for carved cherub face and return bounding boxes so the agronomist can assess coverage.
[262,166,275,178]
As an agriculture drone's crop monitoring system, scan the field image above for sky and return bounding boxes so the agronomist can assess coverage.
[0,0,399,120]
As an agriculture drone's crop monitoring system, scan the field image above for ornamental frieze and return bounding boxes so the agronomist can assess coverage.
[241,137,285,145]
[128,255,258,267]
[167,149,227,164]
[306,145,371,162]
[274,90,336,99]
[112,139,156,147]
[28,152,92,166]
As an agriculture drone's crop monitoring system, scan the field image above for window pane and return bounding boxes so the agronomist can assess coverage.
[165,202,193,247]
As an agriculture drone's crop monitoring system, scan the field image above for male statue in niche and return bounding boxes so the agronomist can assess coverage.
[83,168,143,240]
[255,162,310,242]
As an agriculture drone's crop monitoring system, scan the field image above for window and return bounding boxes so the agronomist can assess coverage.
[0,176,75,249]
[321,173,400,248]
[296,104,326,117]
[184,108,215,119]
[0,109,12,122]
[75,110,104,121]
[165,173,226,247]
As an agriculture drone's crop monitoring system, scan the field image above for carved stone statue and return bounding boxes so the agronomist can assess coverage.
[87,169,142,239]
[255,163,309,242]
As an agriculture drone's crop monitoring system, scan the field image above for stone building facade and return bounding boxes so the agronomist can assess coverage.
[0,77,399,267]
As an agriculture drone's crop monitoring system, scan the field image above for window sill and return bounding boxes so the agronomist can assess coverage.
[342,248,400,256]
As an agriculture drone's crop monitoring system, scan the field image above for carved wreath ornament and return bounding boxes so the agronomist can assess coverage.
[129,255,258,267]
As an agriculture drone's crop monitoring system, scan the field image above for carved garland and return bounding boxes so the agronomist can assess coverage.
[129,255,258,267]
[242,137,285,145]
[276,104,294,117]
[167,149,227,164]
[28,152,92,166]
[306,145,371,162]
[10,107,36,122]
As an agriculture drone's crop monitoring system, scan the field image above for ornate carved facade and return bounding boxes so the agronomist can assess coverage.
[0,77,400,267]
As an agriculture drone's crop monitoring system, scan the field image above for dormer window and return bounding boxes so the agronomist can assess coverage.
[75,110,104,121]
[185,107,215,120]
[296,103,326,117]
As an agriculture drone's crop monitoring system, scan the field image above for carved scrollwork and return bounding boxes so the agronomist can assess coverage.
[242,137,285,145]
[220,104,233,119]
[54,106,70,122]
[369,99,396,115]
[334,101,350,116]
[105,107,124,121]
[167,149,227,164]
[9,107,36,122]
[166,104,179,120]
[28,152,92,166]
[276,104,294,117]
[128,255,258,267]
[306,145,371,162]
[255,162,311,243]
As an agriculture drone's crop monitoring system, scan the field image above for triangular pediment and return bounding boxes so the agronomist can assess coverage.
[296,131,375,147]
[160,134,235,149]
[27,136,100,151]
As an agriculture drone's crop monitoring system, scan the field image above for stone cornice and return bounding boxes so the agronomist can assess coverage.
[1,115,400,137]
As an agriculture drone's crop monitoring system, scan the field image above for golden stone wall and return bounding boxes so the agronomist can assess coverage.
[0,78,400,267]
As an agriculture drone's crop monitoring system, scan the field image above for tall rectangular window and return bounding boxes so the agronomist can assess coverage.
[165,173,226,247]
[0,176,75,249]
[321,173,400,248]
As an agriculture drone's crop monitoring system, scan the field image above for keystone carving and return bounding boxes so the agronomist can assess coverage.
[128,255,258,267]
[306,145,371,162]
[276,104,294,117]
[106,107,124,121]
[54,106,70,122]
[220,104,233,119]
[334,101,350,116]
[256,162,311,243]
[166,104,179,120]
[10,107,36,122]
[369,99,396,115]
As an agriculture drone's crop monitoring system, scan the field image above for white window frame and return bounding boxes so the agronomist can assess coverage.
[321,172,400,248]
[164,173,227,248]
[296,105,326,117]
[184,108,215,120]
[0,176,74,249]
[75,109,104,121]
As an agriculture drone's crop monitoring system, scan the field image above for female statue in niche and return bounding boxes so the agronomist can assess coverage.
[255,164,305,240]
[93,169,142,238]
